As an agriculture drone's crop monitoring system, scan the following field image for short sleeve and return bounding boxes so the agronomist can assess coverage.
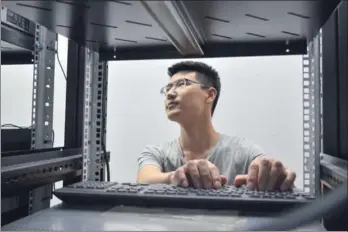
[247,142,266,163]
[137,145,164,171]
[239,138,266,172]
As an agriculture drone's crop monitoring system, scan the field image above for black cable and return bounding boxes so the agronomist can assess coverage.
[101,75,110,182]
[55,35,67,80]
[1,124,32,129]
[102,133,110,182]
[52,130,55,146]
[240,181,348,231]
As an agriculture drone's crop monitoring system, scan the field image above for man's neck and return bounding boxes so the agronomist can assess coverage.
[179,117,220,158]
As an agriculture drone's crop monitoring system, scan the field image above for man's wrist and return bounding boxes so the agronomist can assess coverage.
[165,171,175,184]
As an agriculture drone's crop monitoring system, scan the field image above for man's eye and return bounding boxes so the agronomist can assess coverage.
[177,80,185,86]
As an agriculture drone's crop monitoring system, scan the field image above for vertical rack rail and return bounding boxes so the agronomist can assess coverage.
[28,24,56,215]
[98,61,109,181]
[302,32,322,195]
[82,48,109,181]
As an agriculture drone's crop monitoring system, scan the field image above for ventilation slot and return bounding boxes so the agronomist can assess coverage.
[91,22,118,29]
[107,0,132,6]
[282,31,300,36]
[212,33,232,40]
[86,40,108,45]
[16,3,52,12]
[246,32,266,38]
[115,38,137,43]
[204,16,230,23]
[125,20,152,27]
[145,37,167,42]
[288,12,310,19]
[245,14,269,21]
[1,46,13,50]
[56,0,90,9]
[56,25,72,28]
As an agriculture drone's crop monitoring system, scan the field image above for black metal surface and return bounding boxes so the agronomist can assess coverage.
[1,0,339,59]
[322,8,340,158]
[63,40,86,186]
[1,22,35,64]
[322,1,348,162]
[337,1,348,161]
[320,153,348,189]
[321,180,348,231]
[1,148,82,195]
[1,128,32,152]
[1,205,29,227]
[1,23,34,50]
[100,40,307,61]
[1,51,33,65]
[64,40,85,150]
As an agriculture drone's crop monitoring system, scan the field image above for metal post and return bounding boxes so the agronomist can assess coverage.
[302,33,322,196]
[28,24,56,214]
[0,11,2,229]
[82,49,108,181]
[99,61,109,181]
[64,40,86,150]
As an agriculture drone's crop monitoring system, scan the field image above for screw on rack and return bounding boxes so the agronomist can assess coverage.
[35,41,43,52]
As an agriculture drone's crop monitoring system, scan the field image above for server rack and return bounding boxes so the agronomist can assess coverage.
[1,4,110,224]
[1,0,346,230]
[1,6,83,225]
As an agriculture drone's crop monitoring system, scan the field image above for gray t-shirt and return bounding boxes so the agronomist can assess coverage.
[137,134,265,185]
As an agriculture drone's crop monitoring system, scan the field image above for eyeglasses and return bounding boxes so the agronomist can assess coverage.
[160,78,210,95]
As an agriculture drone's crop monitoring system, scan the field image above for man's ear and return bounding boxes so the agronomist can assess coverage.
[206,87,217,103]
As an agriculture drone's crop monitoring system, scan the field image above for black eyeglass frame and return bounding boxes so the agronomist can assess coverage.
[160,78,211,95]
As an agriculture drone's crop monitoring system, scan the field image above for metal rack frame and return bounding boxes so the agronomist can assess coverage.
[302,32,322,196]
[1,6,108,224]
[1,0,347,229]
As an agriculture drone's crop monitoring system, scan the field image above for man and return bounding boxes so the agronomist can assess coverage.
[136,61,296,191]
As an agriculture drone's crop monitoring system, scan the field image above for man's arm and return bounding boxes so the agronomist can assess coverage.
[136,165,173,184]
[136,146,174,184]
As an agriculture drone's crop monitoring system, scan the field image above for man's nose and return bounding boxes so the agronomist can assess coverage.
[166,88,177,99]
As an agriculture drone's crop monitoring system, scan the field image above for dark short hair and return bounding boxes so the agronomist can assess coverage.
[167,61,221,115]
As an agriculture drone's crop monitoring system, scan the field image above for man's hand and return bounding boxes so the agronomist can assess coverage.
[169,159,227,189]
[234,157,296,191]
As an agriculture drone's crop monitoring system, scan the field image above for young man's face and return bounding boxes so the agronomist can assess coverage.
[162,71,213,123]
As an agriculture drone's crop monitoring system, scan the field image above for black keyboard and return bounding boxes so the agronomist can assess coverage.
[54,181,316,213]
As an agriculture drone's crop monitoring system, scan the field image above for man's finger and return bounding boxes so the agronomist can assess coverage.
[187,161,201,188]
[197,160,213,188]
[220,175,228,186]
[247,162,259,190]
[209,165,222,189]
[266,160,284,191]
[280,169,296,191]
[234,174,248,187]
[174,167,188,187]
[258,158,272,191]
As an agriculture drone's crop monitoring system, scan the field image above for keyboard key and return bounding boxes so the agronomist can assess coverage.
[230,193,242,198]
[166,190,177,195]
[178,191,188,195]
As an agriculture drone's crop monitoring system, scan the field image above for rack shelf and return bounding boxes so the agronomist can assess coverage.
[2,0,341,61]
